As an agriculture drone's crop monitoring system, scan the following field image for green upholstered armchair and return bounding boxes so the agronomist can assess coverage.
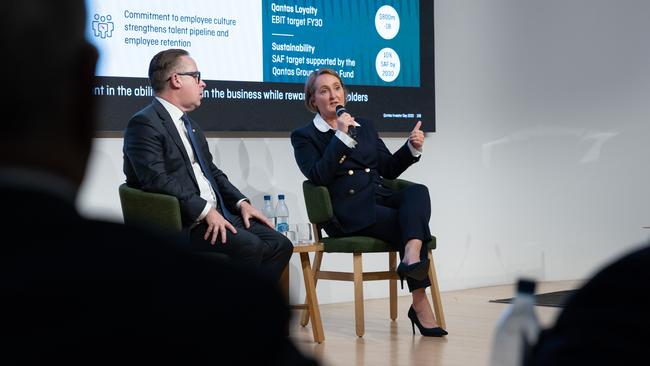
[118,183,182,233]
[118,184,233,265]
[301,179,446,337]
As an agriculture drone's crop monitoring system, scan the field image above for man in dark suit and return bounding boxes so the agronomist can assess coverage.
[0,2,314,364]
[532,242,650,365]
[123,49,292,280]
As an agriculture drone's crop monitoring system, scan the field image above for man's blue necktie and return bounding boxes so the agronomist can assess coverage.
[181,114,233,220]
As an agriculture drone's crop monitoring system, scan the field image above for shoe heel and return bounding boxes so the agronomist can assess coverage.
[397,262,407,290]
[410,318,415,334]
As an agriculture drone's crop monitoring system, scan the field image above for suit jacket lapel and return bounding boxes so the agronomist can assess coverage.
[313,125,335,153]
[349,131,372,166]
[152,100,199,187]
[314,122,371,167]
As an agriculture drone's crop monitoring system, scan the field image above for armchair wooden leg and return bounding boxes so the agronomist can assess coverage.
[389,252,397,321]
[353,253,365,337]
[300,252,324,343]
[427,251,446,329]
[280,264,289,303]
[300,251,323,327]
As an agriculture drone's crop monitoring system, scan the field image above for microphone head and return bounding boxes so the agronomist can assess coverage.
[335,105,348,117]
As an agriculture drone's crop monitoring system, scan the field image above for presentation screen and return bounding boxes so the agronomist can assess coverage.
[87,0,434,132]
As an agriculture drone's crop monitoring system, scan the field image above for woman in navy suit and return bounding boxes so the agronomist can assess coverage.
[291,69,447,337]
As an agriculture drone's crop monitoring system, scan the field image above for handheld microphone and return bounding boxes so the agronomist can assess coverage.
[335,104,349,117]
[335,105,357,139]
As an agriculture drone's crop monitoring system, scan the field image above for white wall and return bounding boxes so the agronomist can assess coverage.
[77,0,650,304]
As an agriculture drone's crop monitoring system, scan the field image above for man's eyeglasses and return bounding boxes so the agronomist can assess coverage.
[168,71,201,83]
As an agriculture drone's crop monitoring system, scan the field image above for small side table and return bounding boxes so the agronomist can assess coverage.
[292,243,325,343]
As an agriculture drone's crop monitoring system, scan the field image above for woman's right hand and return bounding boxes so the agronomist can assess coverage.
[336,111,356,134]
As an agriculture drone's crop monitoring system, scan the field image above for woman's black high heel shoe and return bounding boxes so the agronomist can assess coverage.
[407,305,448,337]
[396,258,430,289]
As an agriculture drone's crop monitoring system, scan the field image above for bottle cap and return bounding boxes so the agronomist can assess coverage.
[264,195,271,200]
[517,278,536,294]
[278,194,285,200]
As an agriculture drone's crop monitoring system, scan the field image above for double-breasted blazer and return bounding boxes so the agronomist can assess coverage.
[291,118,419,233]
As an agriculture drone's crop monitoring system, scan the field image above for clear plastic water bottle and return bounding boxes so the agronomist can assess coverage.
[261,195,276,228]
[489,278,540,366]
[274,194,289,233]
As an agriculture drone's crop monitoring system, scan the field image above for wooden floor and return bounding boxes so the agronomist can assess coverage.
[289,280,580,366]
